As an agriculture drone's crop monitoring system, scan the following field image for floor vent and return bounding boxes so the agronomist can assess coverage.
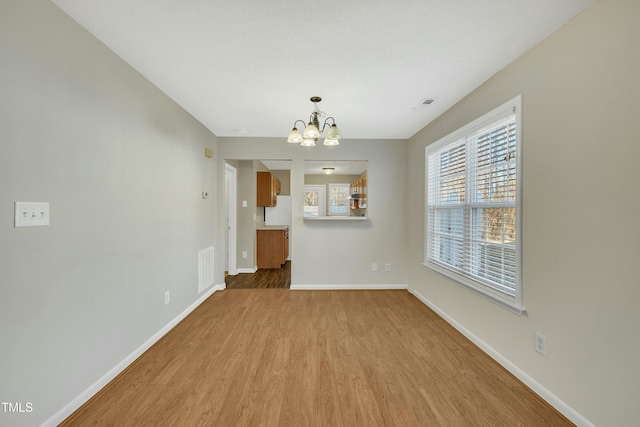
[198,246,214,293]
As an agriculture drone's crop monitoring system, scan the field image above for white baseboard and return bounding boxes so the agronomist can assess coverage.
[42,284,225,427]
[235,266,258,274]
[291,284,409,290]
[407,287,594,427]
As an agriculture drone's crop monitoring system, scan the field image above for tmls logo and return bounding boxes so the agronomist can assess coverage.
[2,402,33,413]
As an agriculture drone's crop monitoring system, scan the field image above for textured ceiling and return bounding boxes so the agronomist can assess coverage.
[51,0,594,140]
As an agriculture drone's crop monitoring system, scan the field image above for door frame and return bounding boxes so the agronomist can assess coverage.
[225,163,238,275]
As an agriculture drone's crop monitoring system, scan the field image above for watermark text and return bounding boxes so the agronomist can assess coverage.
[1,402,33,413]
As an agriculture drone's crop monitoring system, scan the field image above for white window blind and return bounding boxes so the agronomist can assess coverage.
[425,96,523,312]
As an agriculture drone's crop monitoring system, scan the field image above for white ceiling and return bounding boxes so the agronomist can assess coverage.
[259,160,366,175]
[51,0,594,140]
[303,160,367,176]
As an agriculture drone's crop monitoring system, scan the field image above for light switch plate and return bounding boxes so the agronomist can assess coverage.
[15,202,50,227]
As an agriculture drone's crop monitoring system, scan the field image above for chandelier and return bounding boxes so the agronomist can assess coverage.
[287,96,342,146]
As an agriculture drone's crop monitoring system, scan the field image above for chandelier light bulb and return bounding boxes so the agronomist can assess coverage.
[303,122,320,139]
[323,124,342,145]
[300,138,316,147]
[287,127,303,143]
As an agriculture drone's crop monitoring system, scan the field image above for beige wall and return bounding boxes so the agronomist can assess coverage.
[235,160,257,269]
[272,169,291,195]
[0,1,218,426]
[217,137,408,287]
[407,0,639,425]
[304,174,360,185]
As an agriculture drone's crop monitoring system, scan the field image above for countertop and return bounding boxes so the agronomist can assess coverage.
[256,225,288,230]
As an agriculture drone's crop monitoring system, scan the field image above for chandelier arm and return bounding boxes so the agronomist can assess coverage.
[320,117,337,133]
[293,120,306,129]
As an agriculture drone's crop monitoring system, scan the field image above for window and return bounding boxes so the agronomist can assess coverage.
[424,95,523,313]
[328,183,350,216]
[304,185,325,217]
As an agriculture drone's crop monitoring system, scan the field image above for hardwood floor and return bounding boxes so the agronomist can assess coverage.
[225,261,291,289]
[60,289,572,426]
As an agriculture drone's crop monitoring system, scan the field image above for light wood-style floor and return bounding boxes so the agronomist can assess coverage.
[61,290,572,426]
[225,261,291,289]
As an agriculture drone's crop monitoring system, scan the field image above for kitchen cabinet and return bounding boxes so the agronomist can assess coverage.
[350,175,367,210]
[257,227,289,268]
[257,171,281,207]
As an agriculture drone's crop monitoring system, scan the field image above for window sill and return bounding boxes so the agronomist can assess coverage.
[421,262,526,316]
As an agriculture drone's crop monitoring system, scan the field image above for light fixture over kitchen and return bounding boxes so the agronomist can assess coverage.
[322,167,335,174]
[287,96,342,147]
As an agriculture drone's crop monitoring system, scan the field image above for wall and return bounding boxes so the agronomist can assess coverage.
[0,1,218,426]
[407,0,639,425]
[218,138,408,288]
[304,174,360,186]
[235,160,257,270]
[272,170,291,195]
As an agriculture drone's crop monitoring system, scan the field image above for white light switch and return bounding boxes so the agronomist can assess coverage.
[242,200,248,207]
[15,202,50,227]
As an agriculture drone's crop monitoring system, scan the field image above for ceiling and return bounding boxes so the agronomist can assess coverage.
[51,0,594,140]
[257,160,366,175]
[306,160,366,175]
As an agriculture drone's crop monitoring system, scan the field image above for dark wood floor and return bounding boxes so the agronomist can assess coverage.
[225,261,291,289]
[61,288,573,426]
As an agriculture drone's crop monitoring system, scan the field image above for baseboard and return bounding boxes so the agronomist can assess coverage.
[42,284,225,427]
[290,284,409,290]
[407,287,594,427]
[235,266,258,274]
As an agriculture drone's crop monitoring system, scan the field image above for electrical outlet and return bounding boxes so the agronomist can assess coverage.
[242,251,248,258]
[165,291,170,305]
[371,262,378,272]
[385,263,392,272]
[535,333,547,356]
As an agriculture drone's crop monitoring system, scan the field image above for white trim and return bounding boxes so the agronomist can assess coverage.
[42,284,226,427]
[426,96,520,152]
[235,266,258,274]
[421,262,526,315]
[290,284,408,290]
[407,287,594,427]
[303,216,368,221]
[225,163,238,276]
[424,94,523,312]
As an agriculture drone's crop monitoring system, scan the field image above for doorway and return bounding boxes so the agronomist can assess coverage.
[224,159,292,289]
[225,163,237,276]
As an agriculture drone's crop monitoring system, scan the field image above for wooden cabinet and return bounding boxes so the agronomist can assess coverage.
[257,171,281,207]
[257,227,289,269]
[350,175,367,210]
